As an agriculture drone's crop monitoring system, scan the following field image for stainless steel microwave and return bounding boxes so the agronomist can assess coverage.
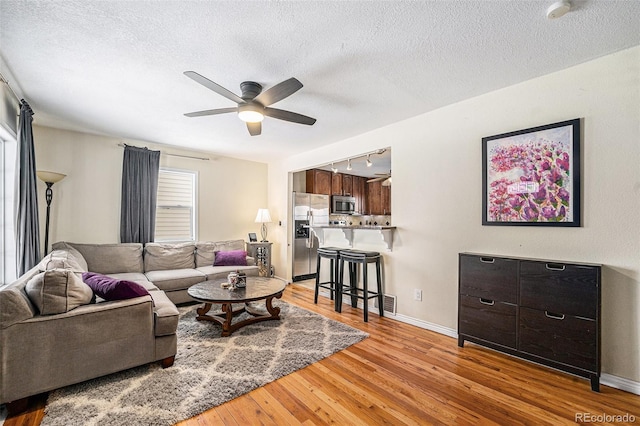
[332,195,356,215]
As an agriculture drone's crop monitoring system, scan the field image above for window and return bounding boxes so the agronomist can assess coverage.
[154,168,197,242]
[1,137,17,284]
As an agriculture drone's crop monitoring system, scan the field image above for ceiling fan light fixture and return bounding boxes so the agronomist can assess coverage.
[366,155,372,167]
[238,104,264,123]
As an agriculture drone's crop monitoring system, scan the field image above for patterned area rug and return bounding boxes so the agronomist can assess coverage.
[41,300,368,425]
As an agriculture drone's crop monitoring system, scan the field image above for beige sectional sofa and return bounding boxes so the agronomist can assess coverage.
[0,239,258,409]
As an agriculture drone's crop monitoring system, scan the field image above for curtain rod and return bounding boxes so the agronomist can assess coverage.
[118,143,210,161]
[0,72,21,104]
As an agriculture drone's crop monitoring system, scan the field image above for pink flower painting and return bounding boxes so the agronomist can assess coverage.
[484,121,578,224]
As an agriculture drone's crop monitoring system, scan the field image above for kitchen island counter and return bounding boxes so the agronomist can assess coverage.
[308,225,396,230]
[308,225,396,251]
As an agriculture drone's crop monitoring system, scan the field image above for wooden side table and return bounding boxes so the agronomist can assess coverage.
[246,242,273,277]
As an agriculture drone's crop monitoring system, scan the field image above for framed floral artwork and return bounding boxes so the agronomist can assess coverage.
[482,118,581,226]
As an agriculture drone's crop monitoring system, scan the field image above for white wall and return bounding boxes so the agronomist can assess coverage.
[269,46,640,383]
[33,126,268,245]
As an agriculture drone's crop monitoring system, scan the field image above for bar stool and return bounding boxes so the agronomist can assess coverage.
[336,249,383,322]
[314,247,342,311]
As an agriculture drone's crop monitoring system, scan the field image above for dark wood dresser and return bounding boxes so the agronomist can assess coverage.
[458,252,601,391]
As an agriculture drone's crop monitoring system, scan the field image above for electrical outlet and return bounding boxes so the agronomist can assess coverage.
[414,289,422,301]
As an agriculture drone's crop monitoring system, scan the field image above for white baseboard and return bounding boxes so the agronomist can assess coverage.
[327,291,457,338]
[601,373,640,395]
[390,312,458,338]
[319,290,640,396]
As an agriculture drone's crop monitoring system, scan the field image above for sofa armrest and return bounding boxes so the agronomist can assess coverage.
[19,295,154,323]
[246,256,256,266]
[0,296,155,404]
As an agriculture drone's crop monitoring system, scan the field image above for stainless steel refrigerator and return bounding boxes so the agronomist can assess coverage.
[292,192,329,281]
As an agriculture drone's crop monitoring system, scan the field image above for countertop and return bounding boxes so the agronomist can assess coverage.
[308,225,396,230]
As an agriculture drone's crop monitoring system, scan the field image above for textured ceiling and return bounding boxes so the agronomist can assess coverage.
[1,1,639,164]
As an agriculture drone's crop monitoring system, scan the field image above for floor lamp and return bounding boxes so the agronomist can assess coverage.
[254,209,272,242]
[37,171,66,255]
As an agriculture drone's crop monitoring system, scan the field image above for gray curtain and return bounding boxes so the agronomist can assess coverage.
[15,100,41,275]
[120,145,161,244]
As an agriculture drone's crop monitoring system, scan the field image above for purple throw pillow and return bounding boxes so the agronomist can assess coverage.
[82,272,150,301]
[213,250,248,267]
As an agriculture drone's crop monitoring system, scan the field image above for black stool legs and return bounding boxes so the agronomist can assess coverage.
[337,250,383,322]
[314,247,341,311]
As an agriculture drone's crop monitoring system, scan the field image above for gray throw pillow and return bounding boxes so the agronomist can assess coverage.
[25,269,94,315]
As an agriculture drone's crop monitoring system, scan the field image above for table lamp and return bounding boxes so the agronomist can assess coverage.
[255,208,272,242]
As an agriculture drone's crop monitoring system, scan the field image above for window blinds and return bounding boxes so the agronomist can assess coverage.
[155,169,196,241]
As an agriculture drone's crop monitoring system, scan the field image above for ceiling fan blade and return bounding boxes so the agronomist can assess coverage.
[247,121,261,136]
[366,177,385,183]
[184,71,244,104]
[264,107,316,125]
[254,78,303,106]
[184,107,237,117]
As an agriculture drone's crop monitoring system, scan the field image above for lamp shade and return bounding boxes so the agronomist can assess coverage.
[36,170,66,184]
[254,208,272,223]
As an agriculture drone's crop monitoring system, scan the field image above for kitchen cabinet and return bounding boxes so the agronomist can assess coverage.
[352,176,366,214]
[342,174,353,196]
[382,184,391,215]
[306,170,370,214]
[367,181,391,215]
[367,181,382,215]
[306,169,332,196]
[458,253,601,391]
[331,173,343,195]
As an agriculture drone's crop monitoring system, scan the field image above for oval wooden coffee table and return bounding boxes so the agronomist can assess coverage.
[188,276,286,337]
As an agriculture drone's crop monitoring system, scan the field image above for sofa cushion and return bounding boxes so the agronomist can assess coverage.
[195,242,216,267]
[52,242,144,274]
[148,290,179,337]
[25,269,94,315]
[144,242,195,271]
[213,250,248,267]
[38,247,88,273]
[215,239,246,252]
[144,268,206,292]
[106,273,158,292]
[82,272,150,301]
[196,265,259,281]
[195,240,245,267]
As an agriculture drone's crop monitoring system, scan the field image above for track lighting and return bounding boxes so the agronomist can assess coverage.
[323,148,387,174]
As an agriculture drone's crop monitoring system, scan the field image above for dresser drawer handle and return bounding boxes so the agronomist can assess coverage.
[480,257,495,263]
[479,298,495,306]
[545,263,566,271]
[545,311,565,320]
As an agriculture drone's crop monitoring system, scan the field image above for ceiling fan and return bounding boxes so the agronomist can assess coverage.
[183,71,316,136]
[367,171,392,186]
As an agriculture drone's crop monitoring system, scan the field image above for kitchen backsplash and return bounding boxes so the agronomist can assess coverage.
[329,214,392,226]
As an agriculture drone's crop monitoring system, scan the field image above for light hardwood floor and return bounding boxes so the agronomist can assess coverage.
[6,283,640,425]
